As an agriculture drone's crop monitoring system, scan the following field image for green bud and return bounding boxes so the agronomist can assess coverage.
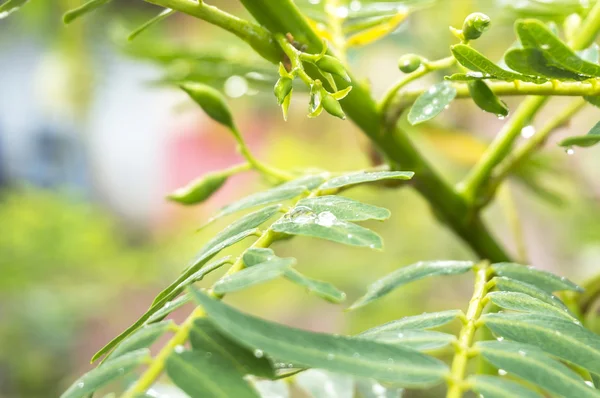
[273,77,293,105]
[322,93,346,120]
[316,55,351,82]
[308,80,324,117]
[398,54,422,73]
[462,12,491,41]
[167,171,228,205]
[179,82,235,130]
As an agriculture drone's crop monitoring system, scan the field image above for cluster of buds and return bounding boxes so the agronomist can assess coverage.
[273,39,352,120]
[450,12,491,43]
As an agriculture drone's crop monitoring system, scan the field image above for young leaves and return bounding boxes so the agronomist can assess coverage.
[481,313,600,374]
[128,9,176,41]
[486,291,577,321]
[490,262,583,293]
[191,318,275,379]
[450,44,546,83]
[271,208,383,249]
[63,0,112,24]
[358,310,462,335]
[106,320,173,361]
[407,82,457,125]
[559,120,600,148]
[296,196,390,222]
[359,329,457,351]
[189,288,449,387]
[468,79,509,117]
[213,256,296,294]
[165,350,261,397]
[350,261,475,310]
[468,375,543,398]
[490,276,570,312]
[61,349,150,398]
[318,171,414,190]
[244,248,346,303]
[515,19,600,78]
[477,341,600,398]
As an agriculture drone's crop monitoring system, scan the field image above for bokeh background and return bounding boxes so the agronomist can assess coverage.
[1,0,600,396]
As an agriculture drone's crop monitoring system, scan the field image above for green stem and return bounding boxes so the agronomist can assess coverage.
[486,98,586,202]
[231,127,295,182]
[446,262,491,398]
[398,79,600,103]
[379,56,456,125]
[457,96,548,205]
[568,2,600,50]
[143,0,281,63]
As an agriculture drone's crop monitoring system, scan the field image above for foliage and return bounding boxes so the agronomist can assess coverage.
[5,0,600,396]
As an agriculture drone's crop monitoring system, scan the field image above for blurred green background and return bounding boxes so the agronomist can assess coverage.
[1,0,600,397]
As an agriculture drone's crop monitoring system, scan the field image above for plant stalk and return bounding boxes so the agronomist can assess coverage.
[446,262,491,398]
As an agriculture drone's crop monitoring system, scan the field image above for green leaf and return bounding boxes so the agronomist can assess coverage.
[0,0,28,18]
[128,9,176,41]
[467,375,544,398]
[358,310,462,335]
[593,373,600,389]
[491,262,583,292]
[213,256,296,294]
[191,318,275,378]
[244,248,346,303]
[154,205,281,305]
[63,0,111,24]
[296,369,354,397]
[515,19,600,77]
[165,350,260,398]
[407,82,457,125]
[356,378,404,398]
[318,171,414,190]
[210,186,307,221]
[359,329,456,351]
[585,95,600,108]
[281,173,328,190]
[350,261,475,310]
[450,44,547,83]
[467,79,509,117]
[106,321,173,360]
[482,313,600,374]
[167,171,229,205]
[559,120,600,148]
[477,341,600,398]
[180,82,236,130]
[296,196,390,221]
[189,288,449,387]
[487,291,577,321]
[284,268,347,303]
[491,276,570,312]
[61,349,150,398]
[504,48,586,80]
[146,293,191,324]
[271,211,383,249]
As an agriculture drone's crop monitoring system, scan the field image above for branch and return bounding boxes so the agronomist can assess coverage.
[397,79,600,103]
[237,0,511,262]
[143,0,281,63]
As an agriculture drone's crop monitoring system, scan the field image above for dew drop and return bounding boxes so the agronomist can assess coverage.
[347,233,353,239]
[308,0,320,4]
[254,349,264,358]
[77,382,85,388]
[520,125,536,138]
[498,369,508,376]
[397,332,404,338]
[586,380,594,387]
[316,211,337,227]
[496,336,504,342]
[566,147,575,155]
[335,6,349,18]
[387,358,394,364]
[224,75,248,98]
[349,0,361,11]
[541,44,550,50]
[327,353,335,360]
[497,114,506,120]
[205,352,213,358]
[518,350,527,357]
[423,104,434,115]
[372,382,386,395]
[174,345,185,353]
[353,352,361,358]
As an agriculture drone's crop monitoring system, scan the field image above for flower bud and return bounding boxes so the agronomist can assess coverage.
[316,55,351,82]
[462,12,491,41]
[179,82,235,130]
[167,171,228,205]
[273,77,293,105]
[398,54,422,73]
[322,93,346,120]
